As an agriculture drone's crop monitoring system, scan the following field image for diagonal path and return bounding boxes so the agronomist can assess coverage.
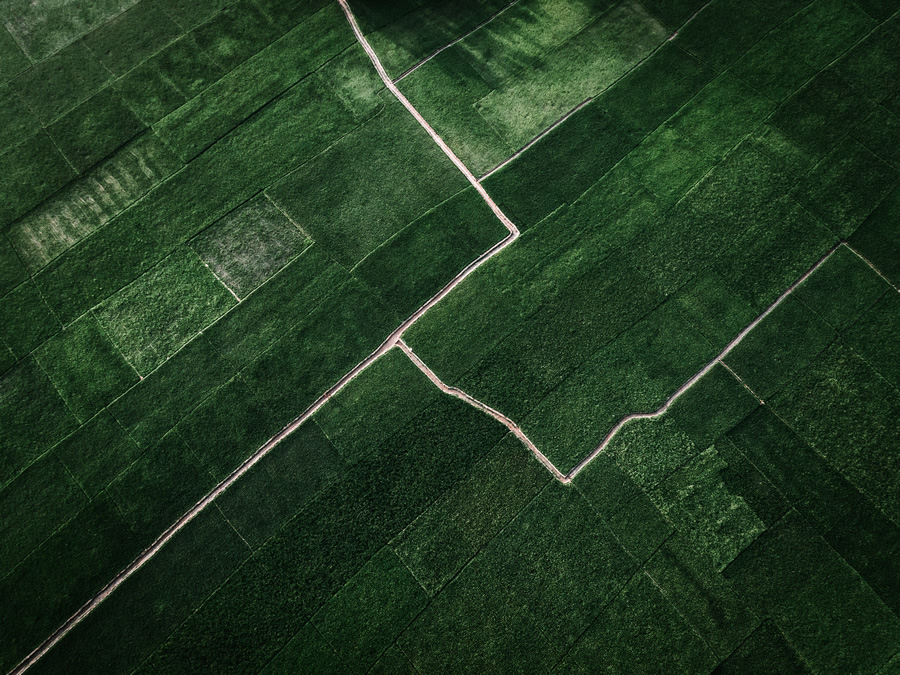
[10,3,525,673]
[399,241,898,484]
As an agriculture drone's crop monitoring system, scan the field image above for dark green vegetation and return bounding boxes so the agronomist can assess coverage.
[0,2,509,669]
[2,0,899,672]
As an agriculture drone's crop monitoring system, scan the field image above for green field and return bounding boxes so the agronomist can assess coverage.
[2,0,899,672]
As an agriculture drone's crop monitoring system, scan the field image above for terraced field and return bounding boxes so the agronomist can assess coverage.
[1,0,899,672]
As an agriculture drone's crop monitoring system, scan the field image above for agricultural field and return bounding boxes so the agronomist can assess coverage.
[1,0,899,672]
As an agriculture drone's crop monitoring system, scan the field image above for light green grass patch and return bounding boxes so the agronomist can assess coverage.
[190,195,310,299]
[95,246,236,375]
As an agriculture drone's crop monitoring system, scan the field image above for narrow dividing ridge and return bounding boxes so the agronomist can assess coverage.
[398,339,566,481]
[11,5,525,673]
[400,241,891,484]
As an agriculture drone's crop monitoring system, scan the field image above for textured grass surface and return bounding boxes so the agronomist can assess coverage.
[2,0,899,671]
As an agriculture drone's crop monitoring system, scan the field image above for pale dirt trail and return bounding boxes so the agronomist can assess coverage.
[11,3,525,673]
[399,241,895,484]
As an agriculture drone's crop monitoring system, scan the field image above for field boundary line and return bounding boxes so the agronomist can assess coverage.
[399,241,895,484]
[392,0,522,83]
[398,339,565,480]
[10,4,526,671]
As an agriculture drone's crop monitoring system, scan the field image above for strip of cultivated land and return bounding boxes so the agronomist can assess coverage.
[2,0,900,672]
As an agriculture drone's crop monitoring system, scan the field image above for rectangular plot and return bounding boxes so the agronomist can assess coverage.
[0,234,27,297]
[0,83,41,153]
[32,506,250,675]
[312,547,428,673]
[794,137,898,239]
[556,572,718,673]
[723,510,900,673]
[834,17,900,102]
[107,431,216,546]
[645,533,759,658]
[314,347,444,463]
[190,194,310,299]
[113,34,224,125]
[0,452,87,579]
[0,494,139,673]
[715,621,811,673]
[0,279,61,359]
[475,0,669,149]
[770,342,900,524]
[483,482,638,647]
[261,622,345,674]
[203,245,347,370]
[240,278,399,427]
[604,416,698,491]
[0,358,77,490]
[671,271,758,350]
[95,246,236,375]
[675,0,777,71]
[728,407,900,614]
[618,123,714,206]
[1,0,137,62]
[216,421,344,549]
[80,0,182,76]
[7,132,183,274]
[269,101,467,268]
[175,375,278,481]
[843,291,900,390]
[35,72,359,324]
[0,131,77,228]
[34,312,137,423]
[110,334,233,449]
[353,187,508,317]
[848,184,900,284]
[771,0,876,71]
[47,87,146,174]
[731,33,816,103]
[153,4,352,161]
[390,434,550,596]
[724,296,837,400]
[52,410,143,498]
[667,73,775,159]
[8,41,112,124]
[192,0,280,72]
[0,26,29,85]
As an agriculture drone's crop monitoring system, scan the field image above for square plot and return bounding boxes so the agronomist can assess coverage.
[794,244,889,331]
[47,87,146,173]
[190,195,309,299]
[95,246,237,375]
[671,271,758,349]
[0,27,29,84]
[619,123,714,205]
[9,41,112,124]
[0,358,77,490]
[771,0,876,70]
[34,311,139,422]
[312,547,428,673]
[731,33,816,103]
[668,73,775,159]
[605,416,697,491]
[0,279,61,359]
[81,0,182,76]
[261,622,346,674]
[52,410,143,497]
[794,137,898,238]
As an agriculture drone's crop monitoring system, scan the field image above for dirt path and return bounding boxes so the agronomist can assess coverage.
[11,4,525,673]
[399,241,896,484]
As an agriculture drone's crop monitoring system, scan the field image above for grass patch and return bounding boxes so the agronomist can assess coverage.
[34,312,139,422]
